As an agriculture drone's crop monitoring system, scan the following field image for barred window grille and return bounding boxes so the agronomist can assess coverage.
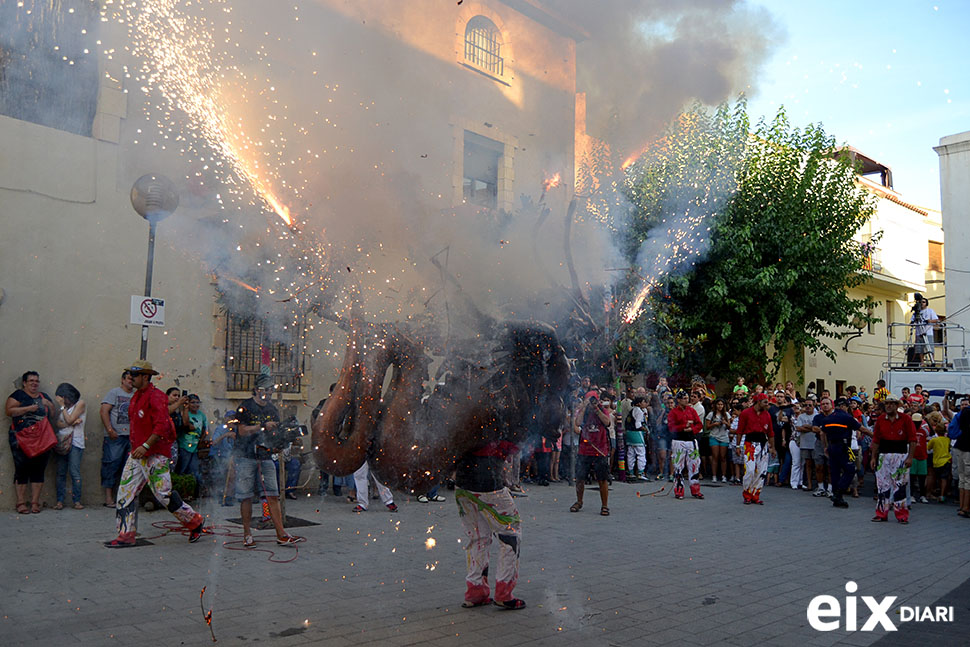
[464,17,504,77]
[225,313,305,394]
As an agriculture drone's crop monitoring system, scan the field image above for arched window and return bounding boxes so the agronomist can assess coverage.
[464,16,504,77]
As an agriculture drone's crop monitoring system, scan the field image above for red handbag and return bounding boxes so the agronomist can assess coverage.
[15,418,57,458]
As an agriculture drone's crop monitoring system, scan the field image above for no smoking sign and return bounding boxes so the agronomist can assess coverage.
[131,296,166,327]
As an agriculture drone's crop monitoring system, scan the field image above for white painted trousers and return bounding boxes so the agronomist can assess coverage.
[353,462,393,510]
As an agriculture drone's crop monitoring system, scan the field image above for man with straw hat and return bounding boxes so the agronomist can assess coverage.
[106,360,205,548]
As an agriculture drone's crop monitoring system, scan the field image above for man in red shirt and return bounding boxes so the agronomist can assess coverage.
[870,399,916,524]
[106,360,205,548]
[570,390,613,515]
[737,393,776,504]
[667,390,703,499]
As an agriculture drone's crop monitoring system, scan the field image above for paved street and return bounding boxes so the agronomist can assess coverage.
[2,478,968,647]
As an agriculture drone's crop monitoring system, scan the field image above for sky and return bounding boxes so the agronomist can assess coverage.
[746,0,970,211]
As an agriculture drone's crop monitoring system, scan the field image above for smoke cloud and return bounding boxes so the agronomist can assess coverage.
[548,0,779,154]
[3,0,778,358]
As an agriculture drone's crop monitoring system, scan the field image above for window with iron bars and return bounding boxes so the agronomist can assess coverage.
[225,313,305,394]
[464,17,504,77]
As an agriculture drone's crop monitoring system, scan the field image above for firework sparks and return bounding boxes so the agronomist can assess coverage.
[542,172,561,191]
[117,0,300,228]
[221,275,259,293]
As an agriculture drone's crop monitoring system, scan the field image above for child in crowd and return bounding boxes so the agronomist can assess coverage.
[872,380,890,403]
[910,412,929,504]
[729,402,744,484]
[926,413,952,503]
[766,453,780,486]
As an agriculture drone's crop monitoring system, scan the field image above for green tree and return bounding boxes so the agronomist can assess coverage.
[623,101,877,380]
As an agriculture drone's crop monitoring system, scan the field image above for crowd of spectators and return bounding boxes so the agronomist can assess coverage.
[505,375,970,521]
[6,367,970,525]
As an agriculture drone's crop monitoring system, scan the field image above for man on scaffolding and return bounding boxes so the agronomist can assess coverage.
[910,293,939,367]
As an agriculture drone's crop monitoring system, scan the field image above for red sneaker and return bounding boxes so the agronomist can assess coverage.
[189,517,206,543]
[105,532,136,548]
[386,502,398,512]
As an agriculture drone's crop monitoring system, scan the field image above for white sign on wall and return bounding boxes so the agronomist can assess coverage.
[130,296,166,327]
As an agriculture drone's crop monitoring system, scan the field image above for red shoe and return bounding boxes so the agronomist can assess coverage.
[386,502,398,512]
[105,532,136,548]
[189,517,206,543]
[352,505,366,513]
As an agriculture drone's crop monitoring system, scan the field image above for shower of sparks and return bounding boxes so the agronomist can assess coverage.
[104,0,346,334]
[621,205,713,323]
[424,538,436,550]
[113,0,300,226]
[618,112,744,324]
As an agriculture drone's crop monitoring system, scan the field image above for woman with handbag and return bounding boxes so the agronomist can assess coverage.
[5,371,56,513]
[53,383,86,510]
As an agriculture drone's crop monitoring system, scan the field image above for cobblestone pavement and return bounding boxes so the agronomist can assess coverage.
[2,477,968,646]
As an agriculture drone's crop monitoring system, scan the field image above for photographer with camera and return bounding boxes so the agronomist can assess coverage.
[910,294,939,366]
[233,374,304,548]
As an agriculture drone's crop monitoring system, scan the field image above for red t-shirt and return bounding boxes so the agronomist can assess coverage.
[737,407,773,438]
[130,383,176,458]
[908,392,926,406]
[913,422,929,460]
[872,413,916,445]
[579,405,610,457]
[667,405,701,435]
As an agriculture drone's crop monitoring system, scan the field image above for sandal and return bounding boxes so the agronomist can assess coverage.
[74,503,85,510]
[569,502,582,513]
[600,506,610,516]
[493,599,526,610]
[31,503,41,514]
[54,502,64,510]
[461,597,492,608]
[16,503,29,514]
[243,535,255,549]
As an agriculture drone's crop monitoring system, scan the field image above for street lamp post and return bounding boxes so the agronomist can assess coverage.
[130,174,179,360]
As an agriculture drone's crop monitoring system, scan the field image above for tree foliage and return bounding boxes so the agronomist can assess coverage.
[623,100,878,380]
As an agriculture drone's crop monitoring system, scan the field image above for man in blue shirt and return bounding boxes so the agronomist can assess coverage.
[813,397,861,509]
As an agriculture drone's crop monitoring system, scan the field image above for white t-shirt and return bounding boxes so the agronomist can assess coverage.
[705,411,730,442]
[60,402,87,450]
[914,307,937,340]
[796,413,816,450]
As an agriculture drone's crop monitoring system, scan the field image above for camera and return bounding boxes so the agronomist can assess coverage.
[256,416,308,452]
[911,292,924,314]
[181,389,188,397]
